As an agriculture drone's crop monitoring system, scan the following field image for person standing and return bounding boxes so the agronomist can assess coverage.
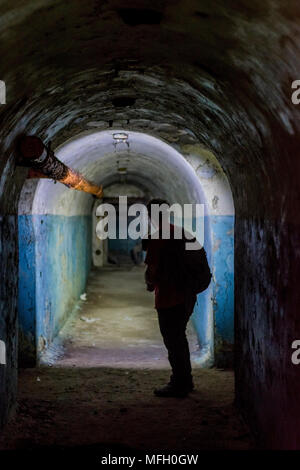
[144,199,197,398]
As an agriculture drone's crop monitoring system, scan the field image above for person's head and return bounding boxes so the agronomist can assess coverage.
[146,198,169,230]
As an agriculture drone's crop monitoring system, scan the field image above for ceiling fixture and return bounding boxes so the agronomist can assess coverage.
[113,132,129,142]
[113,132,130,149]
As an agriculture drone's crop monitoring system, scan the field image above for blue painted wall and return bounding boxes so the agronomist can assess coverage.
[18,211,233,365]
[18,214,92,361]
[189,214,213,362]
[190,214,234,364]
[19,216,36,343]
[211,215,234,344]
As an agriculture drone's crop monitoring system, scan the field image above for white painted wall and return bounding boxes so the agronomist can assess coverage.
[19,130,234,219]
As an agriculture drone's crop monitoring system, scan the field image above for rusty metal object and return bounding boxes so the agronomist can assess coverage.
[27,168,49,179]
[17,135,103,198]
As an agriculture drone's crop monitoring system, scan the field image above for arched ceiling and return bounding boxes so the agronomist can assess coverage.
[1,0,300,220]
[20,131,207,215]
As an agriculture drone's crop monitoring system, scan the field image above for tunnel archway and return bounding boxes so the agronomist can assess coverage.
[18,130,234,368]
[1,0,300,449]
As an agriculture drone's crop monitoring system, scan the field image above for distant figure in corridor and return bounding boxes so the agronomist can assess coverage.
[143,199,198,398]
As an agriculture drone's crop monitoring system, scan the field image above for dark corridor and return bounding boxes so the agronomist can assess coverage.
[1,0,300,459]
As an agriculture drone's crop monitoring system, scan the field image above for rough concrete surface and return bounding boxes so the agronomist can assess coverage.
[0,368,253,453]
[53,266,200,369]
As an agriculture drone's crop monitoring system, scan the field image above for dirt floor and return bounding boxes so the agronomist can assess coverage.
[0,264,254,461]
[0,368,253,454]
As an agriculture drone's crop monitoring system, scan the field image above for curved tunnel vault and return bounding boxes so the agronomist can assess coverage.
[1,0,300,449]
[18,130,234,368]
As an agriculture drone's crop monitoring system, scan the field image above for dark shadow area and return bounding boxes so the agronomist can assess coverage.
[117,8,163,26]
[112,96,136,107]
[0,367,253,452]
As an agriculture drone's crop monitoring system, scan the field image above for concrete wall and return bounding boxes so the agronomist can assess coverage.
[18,215,36,365]
[18,213,92,363]
[0,216,18,427]
[211,215,234,361]
[181,145,235,365]
[92,200,108,268]
[191,214,234,367]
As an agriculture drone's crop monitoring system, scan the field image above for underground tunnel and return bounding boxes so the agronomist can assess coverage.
[0,0,300,456]
[17,130,234,371]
